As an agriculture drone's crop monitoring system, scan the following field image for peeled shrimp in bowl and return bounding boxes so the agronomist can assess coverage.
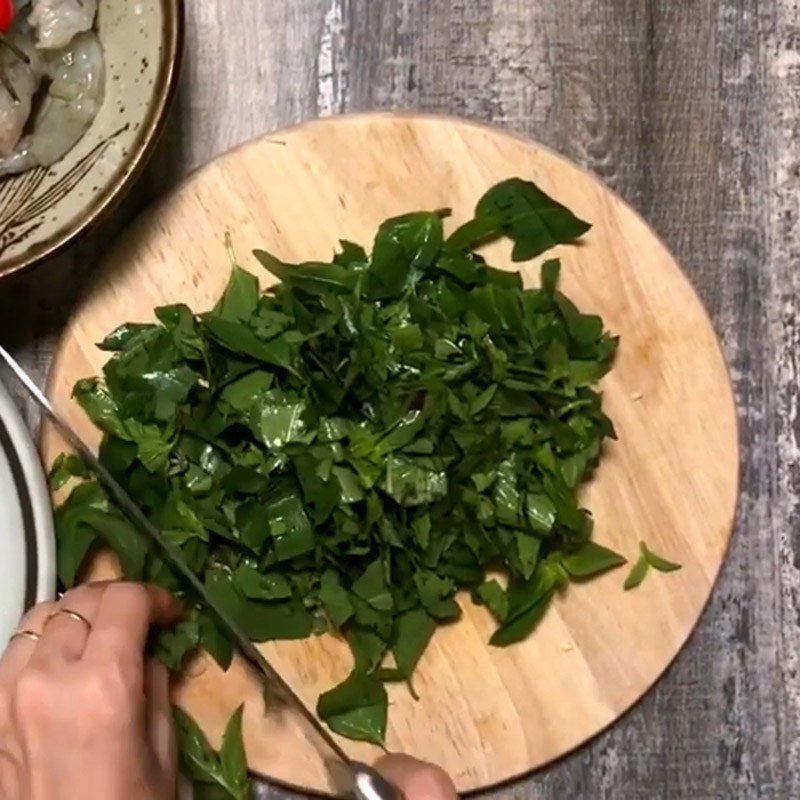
[0,19,41,158]
[0,0,105,177]
[28,0,98,50]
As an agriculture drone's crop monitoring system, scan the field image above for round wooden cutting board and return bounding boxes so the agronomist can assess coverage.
[42,114,739,795]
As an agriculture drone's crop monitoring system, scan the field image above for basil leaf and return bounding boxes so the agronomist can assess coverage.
[473,579,509,622]
[319,570,355,626]
[198,611,234,671]
[174,707,222,784]
[154,619,200,671]
[346,627,388,673]
[352,560,394,612]
[48,453,88,490]
[175,706,250,800]
[219,705,249,800]
[623,554,650,590]
[215,267,260,322]
[473,178,591,261]
[490,589,553,647]
[53,177,622,756]
[255,250,359,295]
[561,541,626,579]
[393,608,436,677]
[368,212,443,297]
[233,565,293,601]
[316,671,388,745]
[642,542,682,573]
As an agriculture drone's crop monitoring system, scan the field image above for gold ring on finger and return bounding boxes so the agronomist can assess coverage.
[46,608,92,632]
[10,630,41,644]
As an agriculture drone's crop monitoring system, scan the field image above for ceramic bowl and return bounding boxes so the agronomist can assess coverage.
[0,378,54,651]
[0,0,184,279]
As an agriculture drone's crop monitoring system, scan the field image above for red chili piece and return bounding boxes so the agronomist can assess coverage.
[0,0,14,34]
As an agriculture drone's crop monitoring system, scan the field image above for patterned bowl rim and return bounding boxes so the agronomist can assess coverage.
[0,0,185,280]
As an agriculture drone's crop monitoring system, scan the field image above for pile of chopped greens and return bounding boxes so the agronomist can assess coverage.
[53,177,630,753]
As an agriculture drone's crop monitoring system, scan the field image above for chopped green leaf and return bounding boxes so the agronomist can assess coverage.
[319,570,355,626]
[473,579,508,623]
[53,177,621,757]
[561,541,626,579]
[393,608,436,678]
[623,554,650,590]
[48,453,88,490]
[642,542,682,573]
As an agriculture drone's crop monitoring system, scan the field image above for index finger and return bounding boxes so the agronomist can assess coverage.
[84,582,181,665]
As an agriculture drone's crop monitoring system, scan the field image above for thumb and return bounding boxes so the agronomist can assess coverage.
[375,754,458,800]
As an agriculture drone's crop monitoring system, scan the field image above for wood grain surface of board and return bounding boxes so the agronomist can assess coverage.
[41,114,739,795]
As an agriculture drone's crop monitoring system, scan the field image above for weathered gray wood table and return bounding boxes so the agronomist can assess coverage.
[1,2,797,798]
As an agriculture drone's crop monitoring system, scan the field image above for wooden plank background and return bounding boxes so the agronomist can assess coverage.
[0,1,797,797]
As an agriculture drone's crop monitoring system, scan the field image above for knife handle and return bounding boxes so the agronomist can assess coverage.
[350,761,404,800]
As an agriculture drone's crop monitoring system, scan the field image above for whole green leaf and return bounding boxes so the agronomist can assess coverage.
[490,589,553,647]
[174,707,248,800]
[474,178,591,262]
[316,671,388,745]
[368,212,443,297]
[219,705,249,800]
[255,250,359,294]
[174,707,222,784]
[215,266,260,322]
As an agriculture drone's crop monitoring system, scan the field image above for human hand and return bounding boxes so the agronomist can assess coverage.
[0,581,180,800]
[376,754,458,800]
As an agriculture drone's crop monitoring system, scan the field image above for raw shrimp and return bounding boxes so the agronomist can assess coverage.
[0,29,104,176]
[27,0,97,50]
[0,20,42,157]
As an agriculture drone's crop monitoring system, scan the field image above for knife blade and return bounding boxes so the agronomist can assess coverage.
[0,345,400,800]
